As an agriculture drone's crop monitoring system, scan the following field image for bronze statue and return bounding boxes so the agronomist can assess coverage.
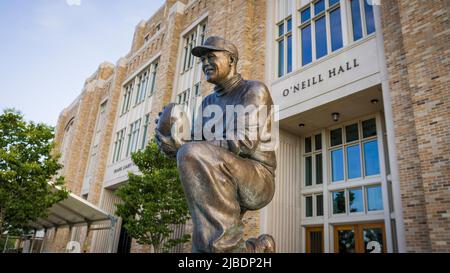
[155,36,277,253]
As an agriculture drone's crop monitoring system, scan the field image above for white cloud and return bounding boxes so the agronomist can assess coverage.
[66,0,81,6]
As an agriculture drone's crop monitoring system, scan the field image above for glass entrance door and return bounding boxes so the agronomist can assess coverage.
[334,222,386,253]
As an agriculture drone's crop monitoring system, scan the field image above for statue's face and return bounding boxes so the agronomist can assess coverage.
[200,51,232,84]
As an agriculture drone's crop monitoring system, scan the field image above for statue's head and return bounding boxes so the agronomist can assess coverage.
[191,36,239,85]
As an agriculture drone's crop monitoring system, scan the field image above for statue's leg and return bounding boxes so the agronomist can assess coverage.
[176,142,274,253]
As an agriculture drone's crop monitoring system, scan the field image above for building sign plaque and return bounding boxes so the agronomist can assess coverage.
[271,37,381,120]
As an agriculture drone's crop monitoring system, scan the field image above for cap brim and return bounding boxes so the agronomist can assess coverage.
[191,45,225,57]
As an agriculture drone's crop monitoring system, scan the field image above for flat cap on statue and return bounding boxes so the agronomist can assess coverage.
[191,36,239,58]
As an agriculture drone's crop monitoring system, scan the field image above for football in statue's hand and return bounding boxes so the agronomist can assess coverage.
[157,103,176,137]
[156,103,190,146]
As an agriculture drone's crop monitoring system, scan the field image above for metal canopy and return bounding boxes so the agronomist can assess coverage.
[24,190,119,253]
[30,191,114,230]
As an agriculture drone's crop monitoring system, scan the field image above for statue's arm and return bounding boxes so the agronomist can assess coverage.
[227,82,273,157]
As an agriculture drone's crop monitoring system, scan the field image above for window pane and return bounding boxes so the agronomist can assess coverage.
[347,144,361,179]
[349,188,364,213]
[126,133,132,155]
[316,194,323,216]
[287,18,292,32]
[278,40,284,77]
[362,118,377,138]
[315,134,322,150]
[305,137,312,153]
[367,185,383,211]
[316,154,323,184]
[287,35,292,73]
[135,82,141,104]
[315,16,327,59]
[330,7,343,52]
[301,7,311,23]
[306,196,313,217]
[330,128,342,146]
[364,140,380,176]
[141,127,148,150]
[305,156,312,186]
[301,25,312,65]
[142,76,148,99]
[329,0,340,6]
[278,23,284,37]
[331,149,344,182]
[314,0,325,15]
[333,191,346,214]
[337,229,355,253]
[183,46,188,71]
[364,227,384,253]
[345,123,359,142]
[364,0,375,34]
[194,83,200,96]
[350,0,363,41]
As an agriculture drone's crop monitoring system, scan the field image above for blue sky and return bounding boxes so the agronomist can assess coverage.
[0,0,165,126]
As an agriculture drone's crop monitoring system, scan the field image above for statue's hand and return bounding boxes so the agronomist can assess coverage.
[155,129,178,158]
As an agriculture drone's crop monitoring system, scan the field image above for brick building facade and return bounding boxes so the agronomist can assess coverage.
[42,0,449,253]
[379,0,449,252]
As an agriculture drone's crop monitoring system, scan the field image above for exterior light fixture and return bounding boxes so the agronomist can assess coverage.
[371,99,379,104]
[298,123,305,127]
[332,112,340,122]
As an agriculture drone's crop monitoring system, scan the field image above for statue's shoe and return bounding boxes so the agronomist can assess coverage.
[245,234,276,253]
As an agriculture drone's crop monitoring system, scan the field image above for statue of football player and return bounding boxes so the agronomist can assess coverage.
[155,36,276,253]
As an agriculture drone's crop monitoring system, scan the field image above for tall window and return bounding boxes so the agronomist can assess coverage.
[181,22,207,73]
[299,0,343,66]
[97,101,107,133]
[141,114,151,150]
[112,128,126,163]
[276,0,293,78]
[184,32,196,71]
[60,118,75,164]
[303,133,323,187]
[277,17,293,77]
[329,118,380,183]
[303,132,324,219]
[349,0,375,42]
[176,20,207,134]
[148,61,158,96]
[85,100,107,182]
[135,71,149,105]
[329,1,343,51]
[126,119,141,156]
[121,83,133,115]
[199,24,206,46]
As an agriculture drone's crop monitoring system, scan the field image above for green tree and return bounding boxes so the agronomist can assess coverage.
[115,140,190,253]
[0,109,67,236]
